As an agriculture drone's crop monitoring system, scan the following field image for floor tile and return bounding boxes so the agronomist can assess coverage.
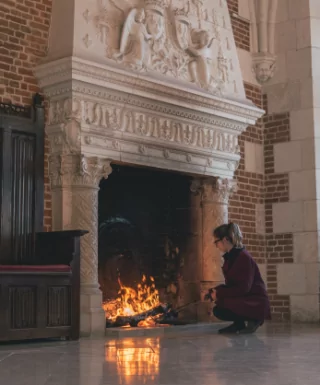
[0,324,320,385]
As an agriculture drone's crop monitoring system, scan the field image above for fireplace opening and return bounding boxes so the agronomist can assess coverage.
[98,164,196,327]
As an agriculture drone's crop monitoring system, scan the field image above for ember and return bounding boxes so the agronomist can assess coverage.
[103,274,169,327]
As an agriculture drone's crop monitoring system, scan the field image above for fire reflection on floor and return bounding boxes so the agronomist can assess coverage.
[105,338,160,383]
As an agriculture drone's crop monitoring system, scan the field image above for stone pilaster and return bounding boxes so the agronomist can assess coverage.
[201,177,237,285]
[191,177,237,321]
[49,153,112,336]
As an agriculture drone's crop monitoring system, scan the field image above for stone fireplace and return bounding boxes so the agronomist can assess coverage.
[35,0,263,336]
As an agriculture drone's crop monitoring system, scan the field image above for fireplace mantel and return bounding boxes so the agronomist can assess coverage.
[36,56,262,178]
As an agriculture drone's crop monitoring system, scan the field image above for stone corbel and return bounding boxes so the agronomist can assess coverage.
[249,0,278,84]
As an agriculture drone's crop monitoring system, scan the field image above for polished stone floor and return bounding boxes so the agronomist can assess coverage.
[1,324,320,385]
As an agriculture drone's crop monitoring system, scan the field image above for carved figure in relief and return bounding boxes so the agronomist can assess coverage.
[216,47,229,90]
[187,29,215,89]
[145,8,165,41]
[113,8,152,70]
[174,8,191,50]
[145,1,166,56]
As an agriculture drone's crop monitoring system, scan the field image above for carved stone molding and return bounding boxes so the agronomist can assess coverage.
[191,177,237,204]
[49,154,112,189]
[36,58,262,123]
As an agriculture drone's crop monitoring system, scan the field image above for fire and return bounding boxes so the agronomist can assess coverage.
[103,274,161,327]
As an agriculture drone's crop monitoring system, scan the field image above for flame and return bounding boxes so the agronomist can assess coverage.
[103,275,161,327]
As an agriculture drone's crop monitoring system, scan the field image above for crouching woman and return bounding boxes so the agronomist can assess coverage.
[208,223,271,334]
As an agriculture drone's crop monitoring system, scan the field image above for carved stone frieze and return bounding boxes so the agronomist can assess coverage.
[49,153,112,189]
[48,96,241,156]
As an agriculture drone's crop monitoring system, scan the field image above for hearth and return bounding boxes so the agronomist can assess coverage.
[98,164,193,327]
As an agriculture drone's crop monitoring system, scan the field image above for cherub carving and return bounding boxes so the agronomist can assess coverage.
[113,8,152,70]
[187,29,215,89]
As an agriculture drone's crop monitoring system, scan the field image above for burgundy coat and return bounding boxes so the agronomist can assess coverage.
[215,248,271,321]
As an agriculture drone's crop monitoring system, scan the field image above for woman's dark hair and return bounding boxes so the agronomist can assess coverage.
[213,223,243,248]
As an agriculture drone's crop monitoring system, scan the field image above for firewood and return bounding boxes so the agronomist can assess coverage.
[108,304,171,327]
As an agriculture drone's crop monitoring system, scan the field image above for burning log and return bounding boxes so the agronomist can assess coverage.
[108,304,171,328]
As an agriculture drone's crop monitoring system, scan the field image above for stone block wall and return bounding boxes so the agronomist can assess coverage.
[227,0,292,321]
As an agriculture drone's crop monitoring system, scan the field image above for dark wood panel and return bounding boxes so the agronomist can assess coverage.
[11,132,36,263]
[47,286,71,327]
[0,97,44,264]
[0,97,83,342]
[9,286,37,329]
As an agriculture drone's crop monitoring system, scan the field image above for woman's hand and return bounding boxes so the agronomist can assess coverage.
[202,288,217,302]
[210,289,217,301]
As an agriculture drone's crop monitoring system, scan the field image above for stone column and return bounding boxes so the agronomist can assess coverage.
[49,153,112,336]
[191,177,237,321]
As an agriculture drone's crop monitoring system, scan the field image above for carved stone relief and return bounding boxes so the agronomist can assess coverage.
[85,0,231,95]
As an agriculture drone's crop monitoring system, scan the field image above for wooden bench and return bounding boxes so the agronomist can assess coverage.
[0,230,87,342]
[0,97,89,342]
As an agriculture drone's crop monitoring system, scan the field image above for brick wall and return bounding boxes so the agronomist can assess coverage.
[227,0,250,51]
[0,0,52,231]
[263,103,292,321]
[229,83,265,265]
[228,0,291,321]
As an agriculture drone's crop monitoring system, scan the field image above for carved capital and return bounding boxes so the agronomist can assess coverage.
[49,154,112,189]
[191,177,237,204]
